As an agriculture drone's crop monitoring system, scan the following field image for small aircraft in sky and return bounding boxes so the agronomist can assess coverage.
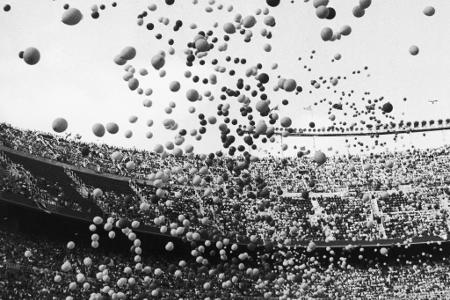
[428,100,438,104]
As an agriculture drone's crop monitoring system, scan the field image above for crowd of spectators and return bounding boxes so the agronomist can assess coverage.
[2,226,450,299]
[3,123,450,298]
[1,122,450,246]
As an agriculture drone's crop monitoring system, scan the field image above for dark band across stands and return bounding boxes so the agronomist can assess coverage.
[245,125,450,137]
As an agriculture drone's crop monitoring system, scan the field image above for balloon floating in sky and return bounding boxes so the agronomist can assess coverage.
[352,6,365,18]
[151,54,165,70]
[223,22,236,34]
[92,123,105,137]
[106,122,119,134]
[321,27,333,41]
[340,25,352,36]
[61,8,83,26]
[316,6,329,19]
[359,0,372,9]
[169,81,181,92]
[313,150,327,166]
[119,47,136,60]
[382,102,393,113]
[186,89,200,102]
[129,115,138,123]
[313,0,329,7]
[423,6,435,17]
[52,118,68,133]
[280,117,292,128]
[124,129,133,138]
[22,47,40,65]
[266,0,280,7]
[409,45,419,56]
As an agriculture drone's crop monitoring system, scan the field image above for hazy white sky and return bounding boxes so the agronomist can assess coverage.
[1,0,449,156]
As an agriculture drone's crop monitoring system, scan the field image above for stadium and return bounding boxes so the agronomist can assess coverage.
[1,1,450,299]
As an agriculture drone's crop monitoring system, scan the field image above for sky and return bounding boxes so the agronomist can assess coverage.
[0,0,449,156]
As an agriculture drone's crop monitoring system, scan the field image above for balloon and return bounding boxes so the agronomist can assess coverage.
[256,100,270,115]
[52,118,68,133]
[280,116,292,128]
[264,16,276,26]
[126,161,136,170]
[144,88,153,96]
[185,144,194,153]
[106,122,119,134]
[255,120,268,135]
[62,8,83,25]
[92,123,105,137]
[76,273,85,283]
[67,241,75,250]
[320,27,333,41]
[111,151,123,161]
[83,257,92,266]
[151,54,165,70]
[313,0,329,7]
[114,55,127,65]
[223,22,236,34]
[382,102,393,113]
[266,0,280,7]
[352,6,365,18]
[124,130,133,138]
[242,15,257,28]
[186,89,199,102]
[409,45,419,56]
[195,37,209,52]
[423,6,435,16]
[154,144,164,153]
[120,46,136,60]
[61,261,72,272]
[93,188,103,199]
[208,116,217,124]
[283,79,297,92]
[139,68,148,76]
[128,78,139,90]
[326,7,336,19]
[165,242,174,251]
[143,99,152,108]
[359,0,371,9]
[169,81,181,92]
[316,6,329,19]
[340,25,352,36]
[129,115,138,123]
[313,150,327,165]
[23,47,40,65]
